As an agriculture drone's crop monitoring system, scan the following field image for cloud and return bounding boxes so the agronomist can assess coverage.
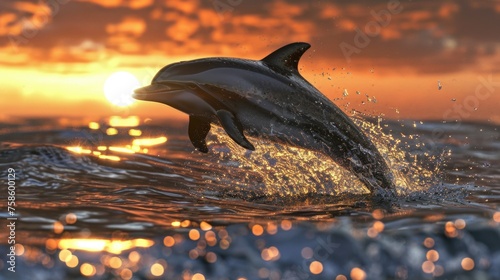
[77,0,154,9]
[162,0,200,14]
[165,16,199,42]
[0,0,497,74]
[0,13,18,36]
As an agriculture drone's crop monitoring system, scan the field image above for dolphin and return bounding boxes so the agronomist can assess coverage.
[133,42,396,194]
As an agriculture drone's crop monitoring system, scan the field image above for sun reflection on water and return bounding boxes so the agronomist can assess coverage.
[109,116,140,127]
[58,238,154,254]
[65,116,168,162]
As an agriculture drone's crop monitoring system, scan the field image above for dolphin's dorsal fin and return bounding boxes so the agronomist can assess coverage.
[261,42,311,75]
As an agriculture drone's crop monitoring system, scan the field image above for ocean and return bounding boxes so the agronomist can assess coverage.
[0,116,499,279]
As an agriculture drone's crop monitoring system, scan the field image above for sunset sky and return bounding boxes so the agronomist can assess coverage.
[0,0,499,122]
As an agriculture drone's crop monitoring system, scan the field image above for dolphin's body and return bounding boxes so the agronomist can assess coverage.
[133,42,395,193]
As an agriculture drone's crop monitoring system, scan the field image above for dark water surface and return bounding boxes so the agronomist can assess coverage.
[0,116,499,280]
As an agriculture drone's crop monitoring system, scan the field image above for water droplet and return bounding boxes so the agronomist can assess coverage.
[451,98,456,102]
[437,80,442,90]
[343,89,349,97]
[356,90,361,95]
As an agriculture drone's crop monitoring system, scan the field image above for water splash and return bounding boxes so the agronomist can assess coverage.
[352,117,441,194]
[204,116,441,198]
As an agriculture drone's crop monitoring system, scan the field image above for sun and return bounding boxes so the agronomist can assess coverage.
[103,71,140,107]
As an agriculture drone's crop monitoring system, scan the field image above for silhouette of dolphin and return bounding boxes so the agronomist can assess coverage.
[133,42,395,193]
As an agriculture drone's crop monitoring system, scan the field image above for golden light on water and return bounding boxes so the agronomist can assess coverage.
[109,256,122,269]
[493,212,500,223]
[205,231,217,246]
[15,244,25,256]
[58,249,72,262]
[461,257,475,271]
[65,213,77,224]
[98,155,121,161]
[422,260,435,274]
[368,220,385,238]
[200,221,212,231]
[128,251,141,263]
[66,146,92,154]
[266,222,278,235]
[106,128,118,135]
[219,239,230,250]
[103,71,140,107]
[280,220,292,231]
[80,263,96,277]
[350,267,366,280]
[309,261,323,274]
[128,129,142,136]
[132,136,168,146]
[108,146,135,154]
[454,219,466,229]
[444,221,458,238]
[57,238,154,254]
[423,237,435,248]
[151,263,165,277]
[163,236,175,247]
[189,249,199,259]
[120,268,133,280]
[261,246,280,261]
[426,250,439,262]
[251,224,264,236]
[88,122,100,130]
[66,118,169,164]
[66,255,79,268]
[206,252,217,263]
[171,221,181,227]
[192,273,206,280]
[372,209,385,220]
[109,116,140,127]
[53,221,64,234]
[189,229,200,241]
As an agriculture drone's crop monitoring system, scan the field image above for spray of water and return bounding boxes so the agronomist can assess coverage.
[205,116,440,198]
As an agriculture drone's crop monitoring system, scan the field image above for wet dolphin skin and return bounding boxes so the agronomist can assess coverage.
[133,42,396,194]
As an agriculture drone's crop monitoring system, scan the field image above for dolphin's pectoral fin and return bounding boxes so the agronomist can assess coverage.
[216,110,255,151]
[188,116,211,153]
[261,42,310,75]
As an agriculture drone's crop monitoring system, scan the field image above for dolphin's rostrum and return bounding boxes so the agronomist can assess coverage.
[134,42,396,193]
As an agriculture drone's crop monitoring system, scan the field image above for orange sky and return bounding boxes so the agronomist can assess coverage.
[0,0,499,122]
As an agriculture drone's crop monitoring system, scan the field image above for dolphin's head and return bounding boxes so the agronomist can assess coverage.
[133,60,197,101]
[133,60,220,116]
[133,42,312,114]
